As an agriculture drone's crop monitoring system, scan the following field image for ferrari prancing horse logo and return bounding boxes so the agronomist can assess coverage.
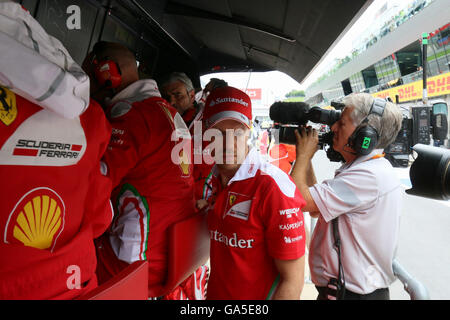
[0,86,17,126]
[229,194,237,206]
[223,192,252,221]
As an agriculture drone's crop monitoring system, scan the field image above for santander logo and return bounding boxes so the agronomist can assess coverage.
[210,230,255,248]
[209,97,249,107]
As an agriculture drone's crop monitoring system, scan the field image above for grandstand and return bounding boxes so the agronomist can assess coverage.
[305,0,450,110]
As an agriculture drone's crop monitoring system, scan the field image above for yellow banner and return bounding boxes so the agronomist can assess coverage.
[372,72,450,102]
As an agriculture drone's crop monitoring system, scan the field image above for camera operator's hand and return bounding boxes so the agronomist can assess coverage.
[291,126,320,215]
[294,126,319,162]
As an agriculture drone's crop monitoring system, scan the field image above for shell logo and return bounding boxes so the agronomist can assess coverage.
[4,188,65,251]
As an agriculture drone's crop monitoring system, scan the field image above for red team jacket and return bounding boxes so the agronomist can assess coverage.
[0,87,113,299]
[95,82,196,292]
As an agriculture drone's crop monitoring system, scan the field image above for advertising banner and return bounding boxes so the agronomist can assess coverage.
[373,72,450,102]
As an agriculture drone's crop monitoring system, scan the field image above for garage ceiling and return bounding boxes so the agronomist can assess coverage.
[131,0,371,84]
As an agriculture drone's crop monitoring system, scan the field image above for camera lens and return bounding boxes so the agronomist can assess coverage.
[308,107,341,126]
[272,125,297,145]
[407,144,450,200]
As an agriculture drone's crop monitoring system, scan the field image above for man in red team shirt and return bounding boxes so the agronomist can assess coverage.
[161,74,228,205]
[83,41,207,299]
[0,3,112,299]
[202,86,306,300]
[160,72,199,130]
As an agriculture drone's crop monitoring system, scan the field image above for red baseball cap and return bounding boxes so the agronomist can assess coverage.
[203,86,252,128]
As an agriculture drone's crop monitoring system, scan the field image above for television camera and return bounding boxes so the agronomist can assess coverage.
[269,101,449,200]
[269,101,344,162]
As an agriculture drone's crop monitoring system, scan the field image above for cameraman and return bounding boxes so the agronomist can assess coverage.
[291,93,403,300]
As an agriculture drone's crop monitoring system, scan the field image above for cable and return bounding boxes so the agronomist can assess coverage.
[244,69,253,91]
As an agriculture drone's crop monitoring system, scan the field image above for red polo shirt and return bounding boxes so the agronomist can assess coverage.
[206,149,306,300]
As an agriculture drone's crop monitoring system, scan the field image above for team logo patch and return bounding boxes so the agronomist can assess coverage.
[279,207,300,219]
[171,110,192,177]
[4,188,65,252]
[158,102,174,125]
[209,97,249,107]
[13,139,83,159]
[179,149,191,176]
[284,235,303,244]
[0,86,17,126]
[223,192,252,221]
[229,194,236,206]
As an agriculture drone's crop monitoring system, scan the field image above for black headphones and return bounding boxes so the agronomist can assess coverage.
[347,98,387,156]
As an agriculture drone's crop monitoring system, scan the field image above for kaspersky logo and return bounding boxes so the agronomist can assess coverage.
[13,139,82,159]
[4,188,65,252]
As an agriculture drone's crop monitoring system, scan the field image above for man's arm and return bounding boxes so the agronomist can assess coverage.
[290,128,320,215]
[291,160,320,216]
[272,257,305,300]
[306,161,317,187]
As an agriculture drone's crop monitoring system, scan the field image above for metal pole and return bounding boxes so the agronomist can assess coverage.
[392,259,430,300]
[422,32,429,105]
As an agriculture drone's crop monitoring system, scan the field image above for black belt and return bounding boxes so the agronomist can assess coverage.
[316,286,390,300]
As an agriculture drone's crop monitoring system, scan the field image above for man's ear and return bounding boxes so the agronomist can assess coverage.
[189,89,195,104]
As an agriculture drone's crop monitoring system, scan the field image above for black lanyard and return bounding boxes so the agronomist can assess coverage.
[331,217,346,299]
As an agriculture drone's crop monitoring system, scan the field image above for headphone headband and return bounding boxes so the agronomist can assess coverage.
[370,98,386,118]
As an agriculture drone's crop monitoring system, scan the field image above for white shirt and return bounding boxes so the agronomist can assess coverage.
[108,79,161,105]
[308,149,403,295]
[0,2,89,119]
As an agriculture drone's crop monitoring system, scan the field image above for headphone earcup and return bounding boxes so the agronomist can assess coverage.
[346,98,386,157]
[349,125,379,156]
[94,60,122,89]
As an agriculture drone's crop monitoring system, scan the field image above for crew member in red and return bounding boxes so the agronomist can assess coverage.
[269,143,297,174]
[202,86,307,300]
[161,73,229,204]
[83,42,200,298]
[160,72,200,130]
[0,3,112,299]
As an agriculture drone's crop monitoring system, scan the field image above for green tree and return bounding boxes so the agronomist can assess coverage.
[285,89,305,98]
